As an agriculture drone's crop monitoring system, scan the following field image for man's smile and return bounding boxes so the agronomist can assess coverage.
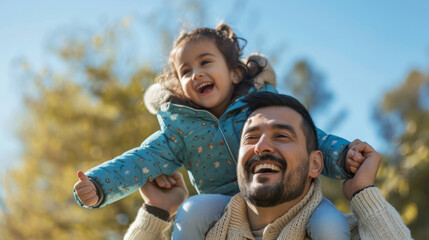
[254,163,281,173]
[251,162,282,174]
[245,154,287,183]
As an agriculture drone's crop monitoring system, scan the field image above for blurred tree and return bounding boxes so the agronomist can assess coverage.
[283,60,333,114]
[0,19,163,239]
[373,70,429,239]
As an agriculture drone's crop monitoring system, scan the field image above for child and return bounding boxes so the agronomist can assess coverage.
[74,24,360,239]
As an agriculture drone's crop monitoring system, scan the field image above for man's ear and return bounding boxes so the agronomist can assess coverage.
[308,150,323,178]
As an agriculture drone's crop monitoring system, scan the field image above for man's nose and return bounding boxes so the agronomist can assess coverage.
[254,136,274,155]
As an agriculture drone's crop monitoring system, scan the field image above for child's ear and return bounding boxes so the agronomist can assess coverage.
[308,150,323,178]
[231,68,243,84]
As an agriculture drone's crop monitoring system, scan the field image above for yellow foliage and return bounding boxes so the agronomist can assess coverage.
[406,121,417,134]
[92,35,103,47]
[401,202,418,225]
[398,179,409,196]
[416,145,429,160]
[334,199,350,213]
[377,68,429,238]
[399,143,410,156]
[121,16,133,27]
[0,21,161,239]
[21,61,29,71]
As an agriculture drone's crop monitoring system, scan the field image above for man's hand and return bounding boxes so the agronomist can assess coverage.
[140,172,189,217]
[74,170,99,207]
[343,142,382,200]
[344,139,365,174]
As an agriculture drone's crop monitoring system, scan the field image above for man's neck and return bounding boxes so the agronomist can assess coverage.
[245,183,311,231]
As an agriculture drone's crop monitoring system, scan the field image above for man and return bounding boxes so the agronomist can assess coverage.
[124,92,412,240]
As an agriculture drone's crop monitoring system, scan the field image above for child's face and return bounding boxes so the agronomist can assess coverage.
[173,39,240,117]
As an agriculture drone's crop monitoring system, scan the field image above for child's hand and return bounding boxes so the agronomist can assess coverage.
[343,141,382,200]
[140,172,188,217]
[154,174,177,189]
[74,170,99,207]
[345,139,365,174]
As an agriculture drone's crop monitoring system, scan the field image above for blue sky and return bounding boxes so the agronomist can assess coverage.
[1,1,428,179]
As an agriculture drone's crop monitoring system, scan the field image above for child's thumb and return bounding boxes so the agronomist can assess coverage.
[77,170,89,181]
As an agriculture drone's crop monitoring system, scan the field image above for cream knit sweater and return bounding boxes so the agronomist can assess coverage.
[124,179,412,240]
[205,179,322,240]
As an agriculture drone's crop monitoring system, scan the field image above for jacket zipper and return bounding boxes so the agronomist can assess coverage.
[173,104,238,165]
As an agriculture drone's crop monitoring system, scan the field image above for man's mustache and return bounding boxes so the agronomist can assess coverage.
[244,154,287,173]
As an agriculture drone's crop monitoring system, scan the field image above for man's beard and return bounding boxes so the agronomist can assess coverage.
[239,154,309,207]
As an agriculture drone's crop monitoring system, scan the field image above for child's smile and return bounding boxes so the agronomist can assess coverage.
[174,39,240,118]
[195,81,214,95]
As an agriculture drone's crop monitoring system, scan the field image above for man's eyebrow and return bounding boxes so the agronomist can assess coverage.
[243,123,297,137]
[272,123,297,138]
[243,125,260,135]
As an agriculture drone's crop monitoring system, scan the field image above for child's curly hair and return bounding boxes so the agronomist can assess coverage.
[155,23,263,108]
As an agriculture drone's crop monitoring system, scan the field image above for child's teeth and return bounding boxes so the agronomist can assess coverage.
[197,82,211,90]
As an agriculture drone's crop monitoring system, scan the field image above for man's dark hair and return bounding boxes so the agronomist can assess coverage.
[241,91,318,153]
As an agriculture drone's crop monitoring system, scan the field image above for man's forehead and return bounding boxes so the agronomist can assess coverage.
[245,106,302,129]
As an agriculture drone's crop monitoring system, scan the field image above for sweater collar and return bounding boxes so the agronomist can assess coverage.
[207,179,322,240]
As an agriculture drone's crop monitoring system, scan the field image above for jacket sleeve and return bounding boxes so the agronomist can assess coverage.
[73,128,185,208]
[124,207,172,240]
[351,187,412,240]
[317,128,351,179]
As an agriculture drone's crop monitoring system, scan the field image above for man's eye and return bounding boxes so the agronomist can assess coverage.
[276,134,290,139]
[244,135,258,142]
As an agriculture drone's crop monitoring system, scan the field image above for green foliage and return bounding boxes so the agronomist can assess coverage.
[283,60,333,114]
[374,70,429,239]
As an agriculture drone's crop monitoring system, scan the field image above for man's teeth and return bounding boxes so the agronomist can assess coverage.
[254,163,281,173]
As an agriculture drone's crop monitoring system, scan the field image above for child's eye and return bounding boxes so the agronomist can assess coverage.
[181,69,191,76]
[201,60,211,65]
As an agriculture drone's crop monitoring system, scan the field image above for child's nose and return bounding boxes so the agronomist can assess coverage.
[192,71,204,80]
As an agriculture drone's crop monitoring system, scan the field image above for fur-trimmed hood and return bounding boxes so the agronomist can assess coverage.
[144,53,276,114]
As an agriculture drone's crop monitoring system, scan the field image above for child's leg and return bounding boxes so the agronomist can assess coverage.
[306,198,350,240]
[173,194,232,240]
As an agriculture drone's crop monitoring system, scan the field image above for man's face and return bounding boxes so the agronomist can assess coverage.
[237,106,311,207]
